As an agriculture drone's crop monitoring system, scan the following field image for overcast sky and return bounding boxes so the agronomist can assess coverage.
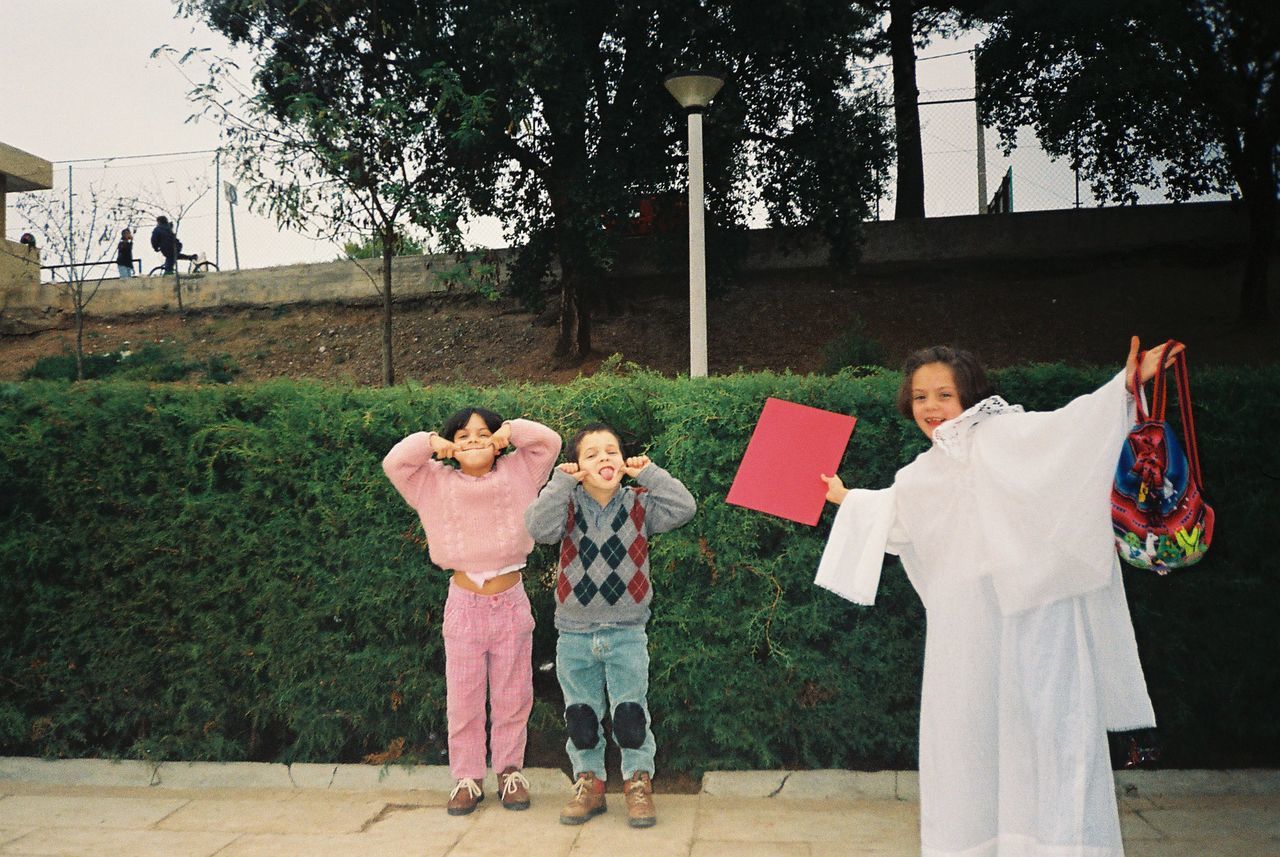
[3,1,1101,274]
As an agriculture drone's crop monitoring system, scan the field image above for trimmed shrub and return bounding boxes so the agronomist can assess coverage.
[820,317,888,373]
[0,365,1275,772]
[23,343,240,384]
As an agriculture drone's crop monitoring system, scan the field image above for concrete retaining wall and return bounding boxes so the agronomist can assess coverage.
[727,200,1259,273]
[2,201,1263,318]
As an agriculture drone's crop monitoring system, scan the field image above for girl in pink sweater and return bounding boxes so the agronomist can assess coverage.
[383,407,561,816]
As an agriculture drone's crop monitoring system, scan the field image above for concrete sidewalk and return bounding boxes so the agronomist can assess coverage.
[1,759,1277,856]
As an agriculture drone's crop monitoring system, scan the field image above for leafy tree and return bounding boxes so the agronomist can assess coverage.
[182,0,893,365]
[14,184,148,380]
[438,0,893,361]
[975,0,1279,321]
[164,2,486,384]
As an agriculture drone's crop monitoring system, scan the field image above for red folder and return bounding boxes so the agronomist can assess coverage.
[726,398,856,526]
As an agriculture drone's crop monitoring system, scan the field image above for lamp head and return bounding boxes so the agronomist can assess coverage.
[664,71,725,113]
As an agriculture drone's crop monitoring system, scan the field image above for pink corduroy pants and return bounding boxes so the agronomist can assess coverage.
[442,579,535,781]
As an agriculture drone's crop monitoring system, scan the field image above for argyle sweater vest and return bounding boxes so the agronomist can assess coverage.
[557,488,653,613]
[525,465,696,632]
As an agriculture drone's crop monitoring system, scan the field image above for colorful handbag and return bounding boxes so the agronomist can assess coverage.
[1111,345,1214,574]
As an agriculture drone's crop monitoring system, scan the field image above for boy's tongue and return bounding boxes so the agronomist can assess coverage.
[599,465,616,481]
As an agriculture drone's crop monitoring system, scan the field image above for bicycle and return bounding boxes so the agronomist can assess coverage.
[149,253,218,276]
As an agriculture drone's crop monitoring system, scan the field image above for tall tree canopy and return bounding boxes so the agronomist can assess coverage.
[181,0,893,363]
[172,2,484,384]
[976,0,1280,321]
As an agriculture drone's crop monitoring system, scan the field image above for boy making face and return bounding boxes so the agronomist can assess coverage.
[525,422,696,829]
[557,426,652,505]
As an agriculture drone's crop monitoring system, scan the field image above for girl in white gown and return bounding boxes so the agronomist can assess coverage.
[815,338,1179,857]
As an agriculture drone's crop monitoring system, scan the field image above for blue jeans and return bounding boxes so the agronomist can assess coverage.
[556,625,656,781]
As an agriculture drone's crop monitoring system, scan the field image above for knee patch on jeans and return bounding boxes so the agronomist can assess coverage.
[565,704,600,749]
[612,702,647,749]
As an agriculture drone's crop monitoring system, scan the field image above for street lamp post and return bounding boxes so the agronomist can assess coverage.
[664,71,724,378]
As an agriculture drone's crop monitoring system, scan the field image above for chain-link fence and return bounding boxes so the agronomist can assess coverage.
[5,149,341,283]
[872,86,1233,219]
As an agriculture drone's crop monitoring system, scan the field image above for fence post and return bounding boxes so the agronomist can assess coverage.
[214,150,221,268]
[67,165,73,283]
[976,110,988,214]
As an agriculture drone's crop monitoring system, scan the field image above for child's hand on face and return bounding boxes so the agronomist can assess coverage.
[489,422,513,454]
[558,462,588,482]
[622,456,651,478]
[820,473,849,505]
[429,433,458,460]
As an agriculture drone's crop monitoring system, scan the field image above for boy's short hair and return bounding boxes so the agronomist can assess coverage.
[440,406,504,440]
[895,345,994,420]
[567,422,624,463]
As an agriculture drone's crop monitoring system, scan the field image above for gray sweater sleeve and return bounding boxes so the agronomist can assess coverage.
[633,464,697,534]
[524,468,578,543]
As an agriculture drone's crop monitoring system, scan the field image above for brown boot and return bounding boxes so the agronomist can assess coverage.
[498,767,531,811]
[446,777,484,816]
[624,771,656,828]
[559,771,607,825]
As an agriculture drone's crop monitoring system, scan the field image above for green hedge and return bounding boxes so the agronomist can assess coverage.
[1,365,1276,772]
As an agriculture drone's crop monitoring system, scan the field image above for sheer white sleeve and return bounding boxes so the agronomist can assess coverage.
[970,371,1135,613]
[814,487,901,606]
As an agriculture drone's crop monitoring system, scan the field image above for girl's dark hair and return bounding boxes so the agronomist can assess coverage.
[895,346,993,419]
[440,406,504,440]
[566,422,624,463]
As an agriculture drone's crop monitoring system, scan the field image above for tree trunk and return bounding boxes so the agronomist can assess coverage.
[74,291,85,381]
[549,185,592,362]
[174,267,184,313]
[381,237,395,386]
[553,240,592,361]
[889,0,925,220]
[1239,176,1275,324]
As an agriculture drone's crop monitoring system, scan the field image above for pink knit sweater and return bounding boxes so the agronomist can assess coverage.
[383,419,562,574]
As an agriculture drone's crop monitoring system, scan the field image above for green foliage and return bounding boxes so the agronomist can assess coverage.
[341,235,426,260]
[23,352,123,381]
[434,251,504,301]
[23,344,240,384]
[1,366,1276,772]
[820,318,889,374]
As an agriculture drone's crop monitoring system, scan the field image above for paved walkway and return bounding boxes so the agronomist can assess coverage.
[0,760,1277,856]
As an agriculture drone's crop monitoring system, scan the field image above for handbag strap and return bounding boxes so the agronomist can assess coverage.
[1132,347,1170,423]
[1170,348,1205,487]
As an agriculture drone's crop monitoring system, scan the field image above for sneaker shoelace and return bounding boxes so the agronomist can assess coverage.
[570,776,595,802]
[501,770,530,798]
[450,777,482,800]
[627,779,653,809]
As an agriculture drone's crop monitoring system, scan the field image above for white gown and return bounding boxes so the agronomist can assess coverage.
[816,371,1155,857]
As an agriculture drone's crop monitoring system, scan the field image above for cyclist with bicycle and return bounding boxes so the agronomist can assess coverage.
[150,215,181,275]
